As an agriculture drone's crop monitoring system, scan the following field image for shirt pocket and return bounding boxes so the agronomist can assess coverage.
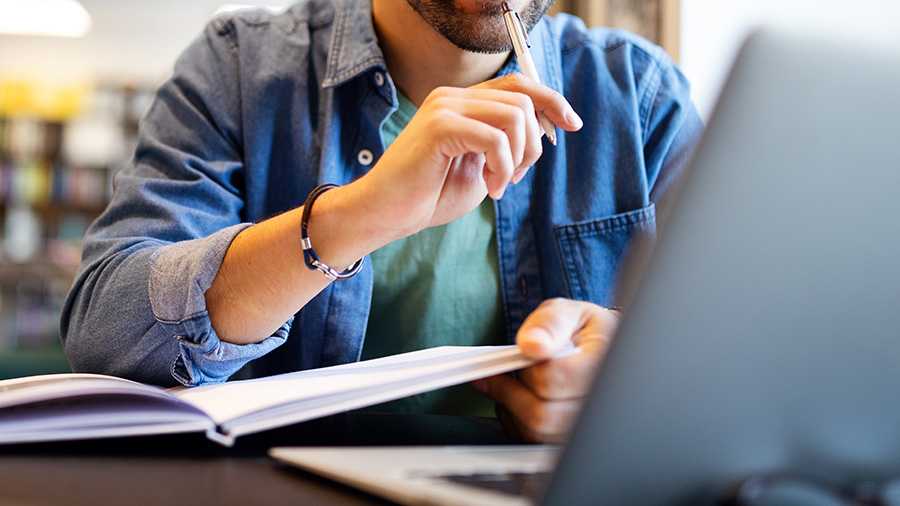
[553,204,657,306]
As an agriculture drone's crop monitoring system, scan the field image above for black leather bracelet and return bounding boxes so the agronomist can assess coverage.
[300,184,364,281]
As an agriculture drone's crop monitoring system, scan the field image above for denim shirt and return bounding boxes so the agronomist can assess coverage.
[61,0,703,387]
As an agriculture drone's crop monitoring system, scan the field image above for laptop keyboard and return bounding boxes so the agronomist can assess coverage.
[433,471,553,497]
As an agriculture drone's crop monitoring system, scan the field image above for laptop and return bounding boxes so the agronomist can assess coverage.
[270,29,900,506]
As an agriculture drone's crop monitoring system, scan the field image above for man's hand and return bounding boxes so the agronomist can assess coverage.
[473,299,619,443]
[352,73,583,244]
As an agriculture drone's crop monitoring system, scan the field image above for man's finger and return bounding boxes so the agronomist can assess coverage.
[447,98,529,171]
[474,374,537,416]
[516,298,589,359]
[474,374,577,443]
[516,299,619,360]
[476,73,583,132]
[496,404,557,444]
[519,351,597,401]
[433,87,545,172]
[436,112,516,199]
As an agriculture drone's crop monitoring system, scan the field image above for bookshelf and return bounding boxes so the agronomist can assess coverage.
[0,82,155,379]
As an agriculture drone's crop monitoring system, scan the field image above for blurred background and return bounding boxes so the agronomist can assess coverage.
[0,0,897,379]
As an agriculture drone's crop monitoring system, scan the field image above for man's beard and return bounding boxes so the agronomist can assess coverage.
[406,0,554,54]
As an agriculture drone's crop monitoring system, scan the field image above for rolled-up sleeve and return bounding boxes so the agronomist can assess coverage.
[61,18,290,387]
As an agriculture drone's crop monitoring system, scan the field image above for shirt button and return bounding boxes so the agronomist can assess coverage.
[373,72,385,87]
[357,149,374,166]
[519,276,529,298]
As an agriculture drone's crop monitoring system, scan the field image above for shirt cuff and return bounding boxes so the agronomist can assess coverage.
[172,316,292,386]
[148,223,291,386]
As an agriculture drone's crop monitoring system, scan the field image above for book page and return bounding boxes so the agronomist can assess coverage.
[0,373,179,410]
[0,396,212,445]
[222,345,542,439]
[173,346,533,425]
[0,373,211,445]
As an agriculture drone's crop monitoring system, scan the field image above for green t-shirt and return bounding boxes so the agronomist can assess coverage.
[361,93,504,417]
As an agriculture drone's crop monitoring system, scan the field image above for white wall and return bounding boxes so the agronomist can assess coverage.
[0,0,293,85]
[680,0,900,119]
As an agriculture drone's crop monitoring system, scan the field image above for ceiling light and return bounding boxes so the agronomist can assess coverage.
[213,4,285,17]
[0,0,92,38]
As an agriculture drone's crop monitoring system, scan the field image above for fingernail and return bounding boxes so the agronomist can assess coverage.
[525,333,549,347]
[520,328,554,356]
[567,110,583,129]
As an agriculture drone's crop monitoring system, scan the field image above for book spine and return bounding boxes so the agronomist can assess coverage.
[205,427,235,447]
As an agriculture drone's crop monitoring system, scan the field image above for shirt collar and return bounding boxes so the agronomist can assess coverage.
[322,0,384,88]
[322,0,562,93]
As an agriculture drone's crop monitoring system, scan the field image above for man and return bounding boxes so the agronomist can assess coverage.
[61,0,702,443]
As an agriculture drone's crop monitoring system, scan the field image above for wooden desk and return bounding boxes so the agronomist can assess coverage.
[0,412,518,506]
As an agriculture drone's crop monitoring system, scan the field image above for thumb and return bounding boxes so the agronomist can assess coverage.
[516,299,587,360]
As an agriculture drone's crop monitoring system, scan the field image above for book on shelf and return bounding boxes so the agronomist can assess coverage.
[0,345,535,447]
[0,160,109,209]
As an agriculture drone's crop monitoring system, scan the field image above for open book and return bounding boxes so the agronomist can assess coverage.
[0,346,533,447]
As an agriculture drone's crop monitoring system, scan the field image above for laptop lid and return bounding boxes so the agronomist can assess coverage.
[543,29,900,506]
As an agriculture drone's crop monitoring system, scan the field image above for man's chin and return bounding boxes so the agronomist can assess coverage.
[407,0,551,54]
[447,20,515,54]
